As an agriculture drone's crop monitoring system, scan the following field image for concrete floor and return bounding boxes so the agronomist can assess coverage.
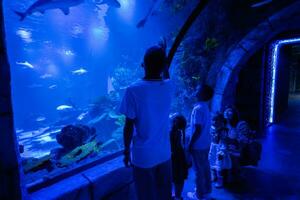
[182,96,300,199]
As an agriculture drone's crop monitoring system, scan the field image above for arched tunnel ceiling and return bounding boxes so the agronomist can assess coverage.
[211,1,300,113]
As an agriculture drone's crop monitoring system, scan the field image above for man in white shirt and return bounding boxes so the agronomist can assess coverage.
[188,85,214,200]
[119,45,173,200]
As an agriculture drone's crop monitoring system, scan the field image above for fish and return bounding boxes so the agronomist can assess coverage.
[192,76,201,81]
[56,105,73,111]
[49,85,57,89]
[36,116,46,122]
[77,111,89,121]
[14,0,85,21]
[16,29,32,43]
[251,0,273,8]
[16,61,34,69]
[14,0,121,21]
[40,74,53,79]
[136,0,163,28]
[94,0,121,8]
[72,67,88,75]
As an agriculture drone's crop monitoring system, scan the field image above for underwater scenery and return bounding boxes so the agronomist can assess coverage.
[3,0,204,184]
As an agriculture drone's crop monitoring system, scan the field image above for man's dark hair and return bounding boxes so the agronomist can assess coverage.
[143,46,166,75]
[196,84,214,101]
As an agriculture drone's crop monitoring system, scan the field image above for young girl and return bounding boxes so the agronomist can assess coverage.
[170,114,189,200]
[209,113,232,188]
[208,113,224,182]
[223,106,241,183]
[215,125,232,188]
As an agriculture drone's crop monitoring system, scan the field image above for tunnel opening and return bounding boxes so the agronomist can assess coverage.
[234,33,300,130]
[271,39,300,123]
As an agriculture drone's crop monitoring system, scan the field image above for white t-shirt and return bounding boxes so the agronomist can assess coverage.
[190,102,211,150]
[119,79,174,168]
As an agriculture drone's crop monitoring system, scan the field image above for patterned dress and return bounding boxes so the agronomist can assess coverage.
[216,136,232,171]
[208,126,220,170]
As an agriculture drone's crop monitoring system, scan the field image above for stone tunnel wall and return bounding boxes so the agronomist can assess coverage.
[182,0,300,116]
[211,1,300,115]
[176,0,300,118]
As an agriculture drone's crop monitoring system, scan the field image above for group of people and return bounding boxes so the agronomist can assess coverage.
[119,45,261,200]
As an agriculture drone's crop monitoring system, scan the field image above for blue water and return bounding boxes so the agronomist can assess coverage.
[3,0,196,182]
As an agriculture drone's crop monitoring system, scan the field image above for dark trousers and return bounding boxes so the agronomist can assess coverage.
[133,160,172,200]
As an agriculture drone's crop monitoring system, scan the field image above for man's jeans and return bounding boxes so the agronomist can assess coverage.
[133,160,172,200]
[191,149,212,197]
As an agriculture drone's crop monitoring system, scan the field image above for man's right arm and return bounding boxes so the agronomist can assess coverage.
[123,117,135,167]
[119,88,136,167]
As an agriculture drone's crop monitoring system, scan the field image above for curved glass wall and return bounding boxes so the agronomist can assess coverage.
[3,0,198,184]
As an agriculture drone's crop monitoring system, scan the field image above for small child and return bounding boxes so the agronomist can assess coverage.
[223,106,241,184]
[209,113,232,188]
[215,128,232,188]
[170,114,189,200]
[208,113,223,182]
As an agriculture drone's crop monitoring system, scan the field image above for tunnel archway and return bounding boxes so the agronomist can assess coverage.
[211,1,300,128]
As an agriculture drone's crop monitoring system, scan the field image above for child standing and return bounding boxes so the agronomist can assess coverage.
[223,106,240,183]
[170,114,189,200]
[215,124,232,188]
[187,85,214,200]
[208,113,223,182]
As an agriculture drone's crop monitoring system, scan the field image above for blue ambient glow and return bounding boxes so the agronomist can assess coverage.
[268,37,300,123]
[117,0,136,21]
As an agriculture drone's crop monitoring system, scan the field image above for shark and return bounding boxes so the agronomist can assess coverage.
[16,61,35,69]
[14,0,121,21]
[251,0,273,8]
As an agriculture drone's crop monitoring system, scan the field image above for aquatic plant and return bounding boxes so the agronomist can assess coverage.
[58,138,120,167]
[171,35,219,115]
[204,37,219,51]
[58,140,101,167]
[111,64,142,93]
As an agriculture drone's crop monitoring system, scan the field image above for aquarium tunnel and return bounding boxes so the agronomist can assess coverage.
[1,0,300,199]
